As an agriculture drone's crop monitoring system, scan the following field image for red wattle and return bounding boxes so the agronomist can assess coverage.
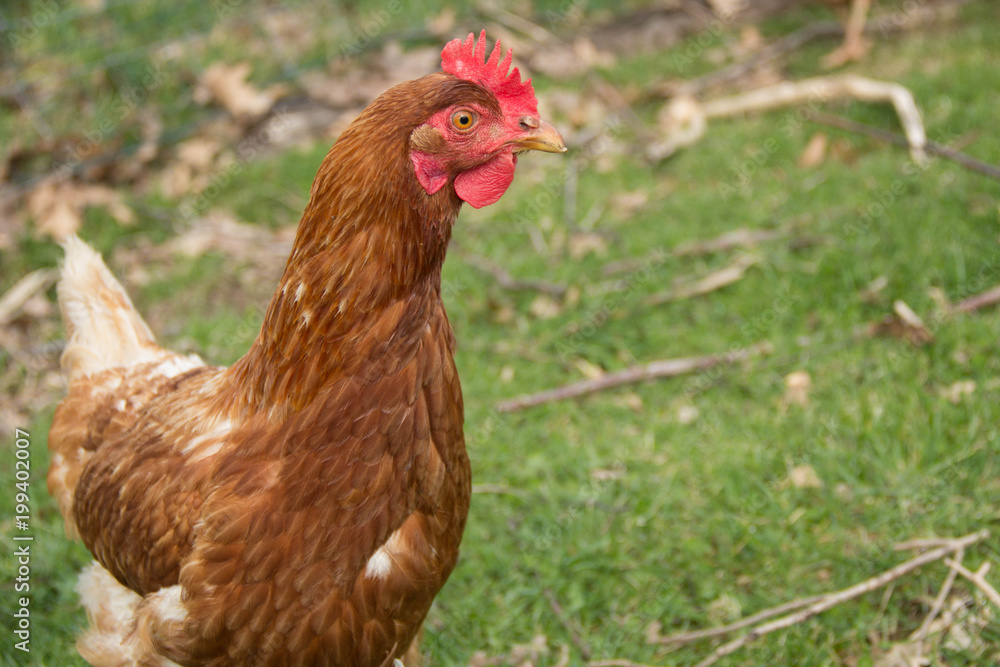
[454,153,517,209]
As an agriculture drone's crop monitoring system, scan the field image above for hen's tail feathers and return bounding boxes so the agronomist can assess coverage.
[58,236,164,380]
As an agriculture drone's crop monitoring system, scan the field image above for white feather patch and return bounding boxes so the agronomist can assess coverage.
[364,528,407,581]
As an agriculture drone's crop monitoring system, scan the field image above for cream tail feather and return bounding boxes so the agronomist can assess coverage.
[57,235,200,379]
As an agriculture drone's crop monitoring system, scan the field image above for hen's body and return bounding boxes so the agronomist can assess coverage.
[49,74,489,666]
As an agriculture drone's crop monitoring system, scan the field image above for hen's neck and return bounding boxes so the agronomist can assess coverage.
[224,111,462,418]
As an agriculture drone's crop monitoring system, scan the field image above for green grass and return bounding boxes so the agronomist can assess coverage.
[2,1,1000,665]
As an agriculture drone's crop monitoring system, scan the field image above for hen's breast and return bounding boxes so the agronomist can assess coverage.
[155,298,471,666]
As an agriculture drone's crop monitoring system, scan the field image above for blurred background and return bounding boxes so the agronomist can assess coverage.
[2,0,999,665]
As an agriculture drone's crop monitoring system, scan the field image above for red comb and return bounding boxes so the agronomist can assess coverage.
[441,30,538,116]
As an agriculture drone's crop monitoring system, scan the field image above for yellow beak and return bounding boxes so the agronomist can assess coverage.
[509,120,567,153]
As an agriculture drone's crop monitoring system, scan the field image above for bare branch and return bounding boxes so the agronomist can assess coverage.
[652,593,829,646]
[0,268,57,326]
[911,548,964,642]
[691,530,989,667]
[951,284,1000,314]
[457,251,567,298]
[651,75,929,163]
[808,112,1000,182]
[496,343,770,413]
[543,586,593,661]
[644,255,759,306]
[945,559,1000,610]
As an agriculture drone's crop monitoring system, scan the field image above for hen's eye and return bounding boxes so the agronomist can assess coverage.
[451,109,476,131]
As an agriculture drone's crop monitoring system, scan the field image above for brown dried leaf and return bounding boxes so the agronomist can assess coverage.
[940,379,976,404]
[160,137,222,198]
[568,232,608,260]
[870,300,934,346]
[167,211,293,261]
[195,62,288,121]
[528,295,562,320]
[798,132,828,168]
[860,275,889,304]
[426,6,456,37]
[609,189,649,220]
[574,358,604,380]
[787,464,823,489]
[783,370,812,407]
[676,404,699,424]
[530,38,614,78]
[27,180,134,240]
[591,466,625,482]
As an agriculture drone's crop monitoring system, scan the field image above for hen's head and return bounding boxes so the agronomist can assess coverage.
[409,31,566,209]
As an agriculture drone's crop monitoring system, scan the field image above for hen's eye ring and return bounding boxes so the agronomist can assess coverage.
[451,109,476,130]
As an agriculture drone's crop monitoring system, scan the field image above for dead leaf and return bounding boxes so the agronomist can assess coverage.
[194,62,288,121]
[787,464,823,489]
[160,137,222,198]
[870,300,934,346]
[707,593,742,624]
[860,275,888,304]
[645,621,663,645]
[940,379,976,404]
[167,210,293,261]
[27,180,134,240]
[873,640,931,667]
[574,358,605,380]
[568,232,608,260]
[783,370,812,408]
[623,391,644,412]
[528,295,562,320]
[609,189,649,220]
[798,133,828,168]
[425,6,456,37]
[530,38,614,78]
[591,466,625,482]
[737,26,764,53]
[676,404,699,424]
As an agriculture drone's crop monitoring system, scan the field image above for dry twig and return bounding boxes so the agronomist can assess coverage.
[542,586,593,660]
[601,228,783,277]
[809,112,1000,182]
[689,530,989,667]
[911,548,964,642]
[945,560,1000,610]
[667,0,976,98]
[651,75,927,163]
[495,342,770,413]
[644,255,759,306]
[652,593,829,646]
[458,251,567,298]
[0,268,57,325]
[950,284,1000,314]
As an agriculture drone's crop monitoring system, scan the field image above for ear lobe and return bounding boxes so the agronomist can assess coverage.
[410,151,450,194]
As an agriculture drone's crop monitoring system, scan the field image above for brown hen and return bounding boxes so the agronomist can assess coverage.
[48,31,565,667]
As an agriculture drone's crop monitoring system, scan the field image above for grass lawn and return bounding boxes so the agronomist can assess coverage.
[1,1,998,665]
